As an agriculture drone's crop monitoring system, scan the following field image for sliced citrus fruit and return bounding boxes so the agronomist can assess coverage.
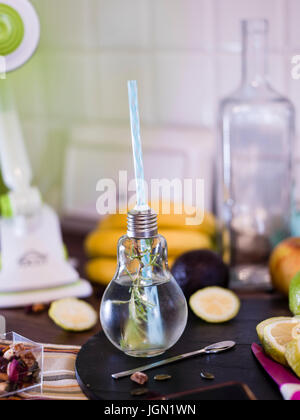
[49,298,97,332]
[286,338,300,378]
[263,319,300,365]
[292,324,300,340]
[189,287,240,323]
[256,317,293,343]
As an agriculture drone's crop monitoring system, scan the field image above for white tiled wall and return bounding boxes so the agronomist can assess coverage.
[97,0,151,48]
[215,0,285,52]
[10,0,300,221]
[153,0,214,50]
[63,126,214,220]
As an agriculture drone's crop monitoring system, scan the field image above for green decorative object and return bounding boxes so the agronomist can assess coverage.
[0,193,13,218]
[0,4,24,56]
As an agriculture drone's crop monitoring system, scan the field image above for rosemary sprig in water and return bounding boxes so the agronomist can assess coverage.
[120,238,158,349]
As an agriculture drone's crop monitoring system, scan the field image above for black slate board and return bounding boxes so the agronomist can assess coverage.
[159,382,256,400]
[76,295,290,400]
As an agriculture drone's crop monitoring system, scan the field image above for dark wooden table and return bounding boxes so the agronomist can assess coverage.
[0,231,292,400]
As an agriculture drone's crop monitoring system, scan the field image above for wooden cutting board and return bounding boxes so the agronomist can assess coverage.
[75,294,289,400]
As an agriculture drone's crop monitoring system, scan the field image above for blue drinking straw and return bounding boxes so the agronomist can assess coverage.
[127,81,163,346]
[127,80,149,211]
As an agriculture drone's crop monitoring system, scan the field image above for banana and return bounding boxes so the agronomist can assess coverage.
[162,229,213,257]
[85,229,125,258]
[86,258,117,286]
[158,211,216,236]
[85,228,213,259]
[85,202,217,284]
[86,256,176,286]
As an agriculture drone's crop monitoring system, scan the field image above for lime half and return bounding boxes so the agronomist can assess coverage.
[189,287,240,323]
[289,272,300,316]
[49,298,97,332]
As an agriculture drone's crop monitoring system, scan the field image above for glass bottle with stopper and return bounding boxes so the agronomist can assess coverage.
[219,19,294,289]
[100,81,188,357]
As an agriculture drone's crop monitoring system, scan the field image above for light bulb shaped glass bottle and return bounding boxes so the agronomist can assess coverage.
[219,19,294,289]
[100,209,188,358]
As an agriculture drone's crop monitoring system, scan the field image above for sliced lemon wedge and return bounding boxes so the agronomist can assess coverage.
[256,317,294,343]
[286,338,300,378]
[263,319,300,365]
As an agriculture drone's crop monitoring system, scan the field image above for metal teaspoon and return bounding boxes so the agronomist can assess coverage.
[111,341,236,379]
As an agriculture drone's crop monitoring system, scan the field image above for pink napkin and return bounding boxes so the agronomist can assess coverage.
[252,343,300,400]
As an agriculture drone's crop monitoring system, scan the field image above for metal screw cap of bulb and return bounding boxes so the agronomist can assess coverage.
[127,208,158,239]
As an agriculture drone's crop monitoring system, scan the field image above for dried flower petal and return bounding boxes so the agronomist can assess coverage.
[20,351,36,369]
[0,382,8,394]
[14,344,26,356]
[0,357,8,374]
[33,304,47,313]
[130,372,148,385]
[25,304,47,314]
[3,348,14,360]
[0,372,8,381]
[7,359,19,383]
[17,359,28,382]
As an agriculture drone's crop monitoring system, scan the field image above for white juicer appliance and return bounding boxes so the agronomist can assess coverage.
[0,0,92,308]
